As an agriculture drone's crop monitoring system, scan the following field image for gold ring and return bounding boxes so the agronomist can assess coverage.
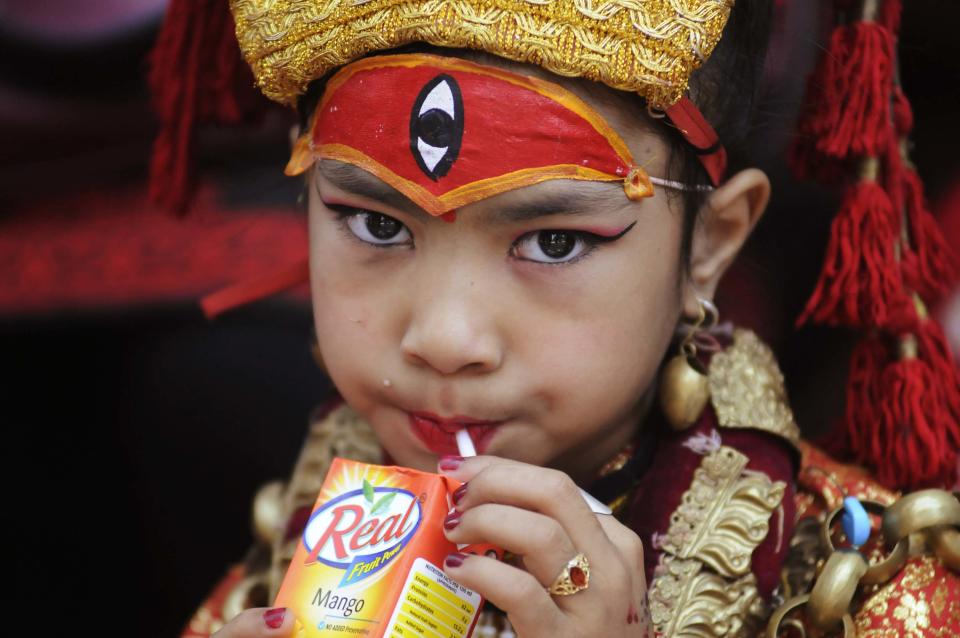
[882,489,960,544]
[546,553,590,596]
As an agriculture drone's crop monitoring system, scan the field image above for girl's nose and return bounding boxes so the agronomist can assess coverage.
[399,280,503,376]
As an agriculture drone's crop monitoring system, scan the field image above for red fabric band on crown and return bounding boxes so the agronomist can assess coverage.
[665,97,728,187]
[286,54,654,214]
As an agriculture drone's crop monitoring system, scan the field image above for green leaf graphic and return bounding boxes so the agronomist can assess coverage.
[370,492,396,516]
[363,479,375,504]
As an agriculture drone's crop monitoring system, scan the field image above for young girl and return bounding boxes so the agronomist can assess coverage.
[151,1,960,636]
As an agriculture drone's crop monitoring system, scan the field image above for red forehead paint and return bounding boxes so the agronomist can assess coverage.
[287,54,653,216]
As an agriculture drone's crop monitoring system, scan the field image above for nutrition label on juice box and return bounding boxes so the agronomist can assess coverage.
[385,558,481,638]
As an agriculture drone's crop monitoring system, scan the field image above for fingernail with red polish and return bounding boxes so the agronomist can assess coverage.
[263,608,286,629]
[439,455,463,472]
[445,552,468,568]
[452,483,468,505]
[443,511,461,530]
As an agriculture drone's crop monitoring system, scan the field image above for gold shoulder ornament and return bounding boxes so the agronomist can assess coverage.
[230,0,734,109]
[649,445,786,637]
[708,328,801,450]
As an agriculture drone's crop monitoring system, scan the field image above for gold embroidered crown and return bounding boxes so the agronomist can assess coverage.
[230,0,734,109]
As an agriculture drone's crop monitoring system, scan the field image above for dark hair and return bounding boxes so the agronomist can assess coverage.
[663,0,774,264]
[298,1,773,265]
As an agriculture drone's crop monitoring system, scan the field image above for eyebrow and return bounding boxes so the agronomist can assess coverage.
[485,187,619,223]
[319,160,625,222]
[318,160,424,216]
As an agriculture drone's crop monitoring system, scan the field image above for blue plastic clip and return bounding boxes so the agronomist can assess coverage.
[842,496,871,548]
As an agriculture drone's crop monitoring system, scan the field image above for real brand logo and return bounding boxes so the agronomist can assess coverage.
[302,479,422,586]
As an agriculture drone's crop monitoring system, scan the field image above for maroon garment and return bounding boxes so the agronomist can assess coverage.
[629,407,797,599]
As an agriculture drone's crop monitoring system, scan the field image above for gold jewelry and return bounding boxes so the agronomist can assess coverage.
[881,488,960,543]
[820,500,909,584]
[659,298,717,431]
[229,0,733,110]
[546,553,590,596]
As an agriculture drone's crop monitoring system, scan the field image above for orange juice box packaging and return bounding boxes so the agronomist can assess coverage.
[275,458,493,638]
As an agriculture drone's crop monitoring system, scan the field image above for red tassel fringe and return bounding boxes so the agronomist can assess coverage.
[798,179,906,328]
[875,347,953,489]
[840,334,885,461]
[844,325,960,490]
[899,169,958,304]
[915,319,960,446]
[791,21,895,175]
[148,0,264,213]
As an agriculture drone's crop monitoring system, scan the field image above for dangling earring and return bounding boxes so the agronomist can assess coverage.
[659,298,718,431]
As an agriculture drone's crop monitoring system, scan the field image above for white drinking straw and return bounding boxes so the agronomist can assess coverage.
[454,429,611,515]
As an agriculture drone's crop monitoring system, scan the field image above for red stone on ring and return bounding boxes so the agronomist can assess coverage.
[569,565,587,588]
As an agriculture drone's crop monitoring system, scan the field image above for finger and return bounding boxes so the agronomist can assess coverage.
[212,607,297,638]
[444,457,614,562]
[442,552,563,637]
[445,502,578,585]
[598,517,649,630]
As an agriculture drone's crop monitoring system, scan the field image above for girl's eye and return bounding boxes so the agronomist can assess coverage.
[512,230,592,264]
[344,211,412,246]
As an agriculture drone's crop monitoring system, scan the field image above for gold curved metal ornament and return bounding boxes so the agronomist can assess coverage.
[861,537,910,584]
[766,594,809,638]
[882,488,960,544]
[928,524,960,571]
[807,550,867,632]
[659,354,710,431]
[820,500,909,584]
[253,480,287,544]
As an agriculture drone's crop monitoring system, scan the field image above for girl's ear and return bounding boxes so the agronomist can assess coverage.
[681,168,770,318]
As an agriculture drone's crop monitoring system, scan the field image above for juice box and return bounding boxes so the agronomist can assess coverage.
[275,458,490,638]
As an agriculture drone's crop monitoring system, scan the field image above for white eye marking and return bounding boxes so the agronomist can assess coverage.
[419,79,455,119]
[410,75,463,180]
[417,138,447,173]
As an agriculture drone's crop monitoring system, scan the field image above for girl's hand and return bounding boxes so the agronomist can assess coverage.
[438,456,653,638]
[211,607,296,638]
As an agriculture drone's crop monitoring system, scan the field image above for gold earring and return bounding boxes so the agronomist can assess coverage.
[659,298,717,431]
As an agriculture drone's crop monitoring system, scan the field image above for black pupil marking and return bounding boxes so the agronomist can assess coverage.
[539,231,576,258]
[410,75,463,181]
[366,213,402,240]
[417,109,454,147]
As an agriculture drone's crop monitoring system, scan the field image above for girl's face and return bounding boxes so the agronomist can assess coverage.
[308,63,688,483]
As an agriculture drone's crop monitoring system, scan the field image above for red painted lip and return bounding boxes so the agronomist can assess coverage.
[408,412,502,455]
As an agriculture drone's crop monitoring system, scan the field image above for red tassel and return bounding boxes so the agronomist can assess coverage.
[790,20,895,177]
[840,334,886,460]
[148,0,264,213]
[915,316,960,447]
[816,21,895,159]
[891,86,913,136]
[798,174,906,328]
[899,168,958,304]
[873,339,954,489]
[879,0,903,37]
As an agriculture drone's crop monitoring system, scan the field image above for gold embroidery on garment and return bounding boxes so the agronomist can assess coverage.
[708,328,801,449]
[650,445,784,636]
[648,556,767,638]
[660,445,786,578]
[854,555,959,638]
[229,0,734,109]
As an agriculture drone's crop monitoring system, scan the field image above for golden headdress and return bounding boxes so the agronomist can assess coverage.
[229,0,734,110]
